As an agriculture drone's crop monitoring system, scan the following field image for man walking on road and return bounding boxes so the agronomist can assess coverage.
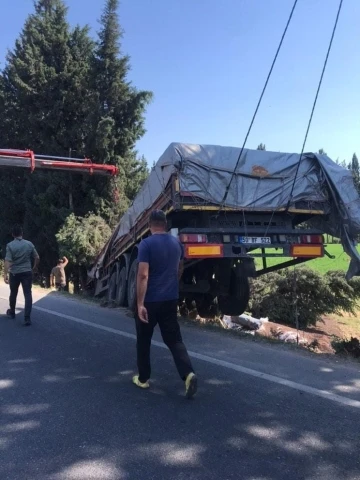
[3,225,40,326]
[134,210,197,399]
[50,256,69,291]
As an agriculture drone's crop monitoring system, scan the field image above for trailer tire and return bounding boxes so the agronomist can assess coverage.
[218,275,250,316]
[116,266,127,306]
[196,295,219,319]
[107,271,117,303]
[127,260,138,312]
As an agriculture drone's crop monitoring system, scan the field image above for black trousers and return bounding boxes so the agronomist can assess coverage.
[135,300,194,383]
[9,271,33,318]
[55,283,66,292]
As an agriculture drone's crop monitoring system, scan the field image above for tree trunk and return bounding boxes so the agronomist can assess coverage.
[73,269,81,294]
[79,266,87,293]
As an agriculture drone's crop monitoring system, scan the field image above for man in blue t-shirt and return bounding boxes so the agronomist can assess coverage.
[134,210,197,399]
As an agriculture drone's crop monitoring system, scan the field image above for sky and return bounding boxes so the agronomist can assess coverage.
[0,0,359,165]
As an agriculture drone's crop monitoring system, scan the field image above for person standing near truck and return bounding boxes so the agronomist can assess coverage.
[4,225,40,326]
[50,257,69,291]
[134,210,198,399]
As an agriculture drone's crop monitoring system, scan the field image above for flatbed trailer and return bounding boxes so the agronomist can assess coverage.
[88,143,360,317]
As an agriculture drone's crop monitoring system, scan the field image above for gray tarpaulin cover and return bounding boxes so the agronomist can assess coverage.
[91,143,360,280]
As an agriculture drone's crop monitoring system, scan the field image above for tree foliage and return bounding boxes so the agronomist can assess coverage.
[56,213,112,292]
[56,213,112,266]
[85,0,152,224]
[257,143,266,151]
[350,153,360,192]
[0,0,151,276]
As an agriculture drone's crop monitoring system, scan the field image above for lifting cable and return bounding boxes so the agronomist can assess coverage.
[286,0,344,209]
[290,0,343,340]
[220,0,299,208]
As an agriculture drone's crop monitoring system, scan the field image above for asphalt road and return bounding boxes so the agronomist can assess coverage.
[1,284,360,480]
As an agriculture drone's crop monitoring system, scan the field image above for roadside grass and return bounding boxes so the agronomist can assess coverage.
[328,312,360,338]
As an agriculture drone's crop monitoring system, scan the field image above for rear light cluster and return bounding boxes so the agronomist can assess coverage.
[278,234,323,244]
[289,235,324,257]
[179,234,207,243]
[300,235,323,244]
[179,233,323,245]
[178,232,324,259]
[178,233,224,258]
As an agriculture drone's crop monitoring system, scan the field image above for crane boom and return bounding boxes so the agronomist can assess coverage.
[0,149,118,176]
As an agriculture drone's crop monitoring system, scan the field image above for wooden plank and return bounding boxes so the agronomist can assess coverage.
[181,205,324,215]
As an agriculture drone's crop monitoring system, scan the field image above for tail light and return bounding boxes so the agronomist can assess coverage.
[179,233,207,243]
[300,235,323,244]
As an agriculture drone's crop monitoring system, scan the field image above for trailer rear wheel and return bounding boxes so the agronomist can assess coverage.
[196,295,219,319]
[116,266,127,306]
[107,271,117,303]
[127,260,138,312]
[218,275,250,316]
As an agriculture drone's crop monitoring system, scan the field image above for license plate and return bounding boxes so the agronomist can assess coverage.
[239,236,271,245]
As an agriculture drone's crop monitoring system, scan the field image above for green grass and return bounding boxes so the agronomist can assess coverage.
[255,244,359,275]
[329,312,360,338]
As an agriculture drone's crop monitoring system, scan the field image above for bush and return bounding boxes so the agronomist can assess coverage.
[325,270,360,314]
[56,213,112,293]
[331,337,360,359]
[56,213,112,267]
[250,268,360,329]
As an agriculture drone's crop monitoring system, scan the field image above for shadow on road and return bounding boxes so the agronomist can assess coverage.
[0,290,360,479]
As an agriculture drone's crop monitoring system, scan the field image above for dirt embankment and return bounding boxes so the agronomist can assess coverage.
[257,317,345,354]
[196,310,359,355]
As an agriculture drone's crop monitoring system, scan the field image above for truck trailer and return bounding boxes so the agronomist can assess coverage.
[88,143,360,317]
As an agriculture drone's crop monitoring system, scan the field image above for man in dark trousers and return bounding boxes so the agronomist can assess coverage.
[3,225,40,326]
[134,210,197,399]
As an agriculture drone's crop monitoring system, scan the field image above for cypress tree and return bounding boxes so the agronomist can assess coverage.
[87,0,153,224]
[0,0,152,276]
[0,0,94,273]
[350,153,360,193]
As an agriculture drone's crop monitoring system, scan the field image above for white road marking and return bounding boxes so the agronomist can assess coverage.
[2,296,360,409]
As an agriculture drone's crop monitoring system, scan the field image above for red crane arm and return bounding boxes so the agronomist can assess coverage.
[0,149,119,176]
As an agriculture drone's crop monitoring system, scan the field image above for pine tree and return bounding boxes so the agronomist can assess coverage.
[257,143,266,151]
[318,148,326,155]
[0,0,95,273]
[0,75,27,253]
[0,0,152,275]
[86,0,152,223]
[1,0,94,155]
